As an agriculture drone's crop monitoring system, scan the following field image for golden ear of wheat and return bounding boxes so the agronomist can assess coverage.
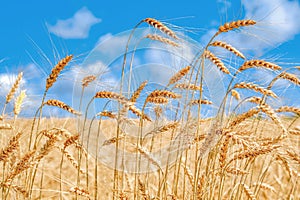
[210,41,245,59]
[146,90,181,103]
[276,106,300,115]
[279,72,300,85]
[44,99,81,116]
[130,81,148,103]
[189,99,213,105]
[168,65,191,85]
[217,19,256,35]
[6,72,23,104]
[239,60,281,72]
[14,90,26,116]
[143,18,179,39]
[174,83,201,91]
[82,75,96,87]
[46,55,73,91]
[234,82,277,98]
[145,34,179,47]
[204,50,230,74]
[231,90,240,100]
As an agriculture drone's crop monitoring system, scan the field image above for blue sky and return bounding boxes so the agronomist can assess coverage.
[1,0,300,117]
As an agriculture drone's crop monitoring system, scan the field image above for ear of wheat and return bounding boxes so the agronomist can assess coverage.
[94,91,130,105]
[145,34,179,47]
[174,83,201,91]
[238,60,281,72]
[46,55,73,91]
[168,65,191,85]
[82,75,96,87]
[44,99,81,116]
[231,90,240,100]
[189,99,213,105]
[204,50,230,74]
[143,18,179,39]
[210,41,245,59]
[234,82,277,98]
[279,72,300,85]
[14,90,26,116]
[217,19,256,35]
[276,106,300,115]
[6,72,23,104]
[130,81,148,103]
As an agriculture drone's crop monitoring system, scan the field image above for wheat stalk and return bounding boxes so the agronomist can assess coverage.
[44,99,81,116]
[145,34,179,47]
[168,65,191,85]
[143,18,179,39]
[46,55,73,91]
[216,19,256,35]
[6,72,23,104]
[210,41,245,59]
[234,82,277,98]
[204,50,230,74]
[239,60,281,72]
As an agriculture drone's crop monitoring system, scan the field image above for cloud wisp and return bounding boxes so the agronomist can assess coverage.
[47,7,101,39]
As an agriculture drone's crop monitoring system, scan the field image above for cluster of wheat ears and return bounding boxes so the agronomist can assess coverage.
[1,17,300,200]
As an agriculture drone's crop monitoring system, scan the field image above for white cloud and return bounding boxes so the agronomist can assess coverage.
[47,7,101,39]
[202,0,300,56]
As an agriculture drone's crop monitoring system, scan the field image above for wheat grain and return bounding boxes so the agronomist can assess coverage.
[239,60,281,72]
[35,137,58,162]
[46,55,73,91]
[6,72,23,104]
[253,182,276,193]
[145,34,179,47]
[204,50,230,74]
[13,90,26,116]
[247,96,262,104]
[259,104,286,133]
[211,41,245,59]
[130,81,148,103]
[1,183,29,198]
[143,18,179,39]
[217,19,256,35]
[168,65,191,85]
[234,82,277,98]
[289,129,300,135]
[44,99,81,116]
[82,75,96,87]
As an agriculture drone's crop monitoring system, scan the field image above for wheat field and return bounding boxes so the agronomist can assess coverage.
[1,17,300,200]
